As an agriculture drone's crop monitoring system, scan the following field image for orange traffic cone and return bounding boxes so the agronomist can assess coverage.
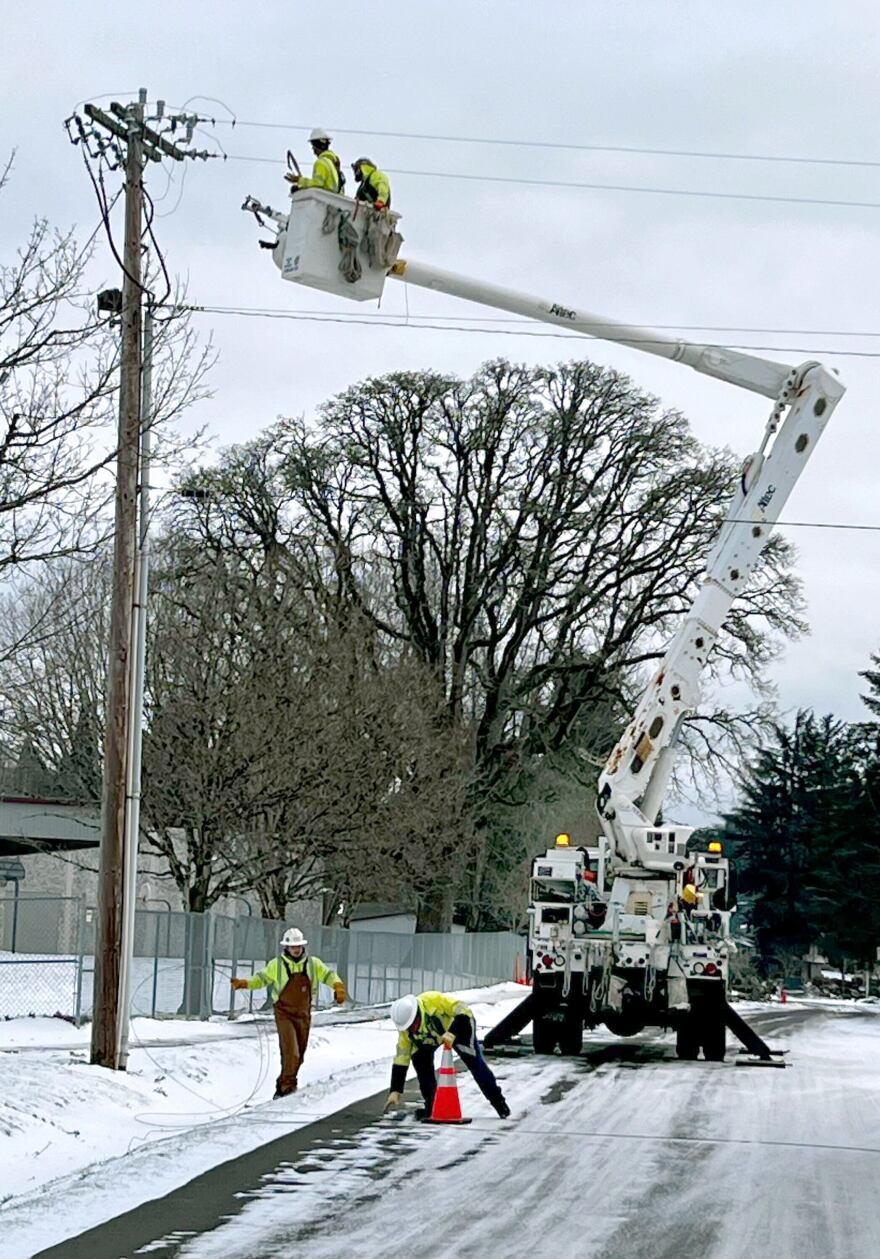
[427,1046,473,1126]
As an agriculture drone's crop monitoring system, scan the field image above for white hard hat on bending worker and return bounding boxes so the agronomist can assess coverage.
[384,991,510,1119]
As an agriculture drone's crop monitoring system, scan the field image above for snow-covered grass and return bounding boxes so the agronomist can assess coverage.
[0,983,525,1257]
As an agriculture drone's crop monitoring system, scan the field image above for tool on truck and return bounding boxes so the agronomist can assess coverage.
[241,180,845,1066]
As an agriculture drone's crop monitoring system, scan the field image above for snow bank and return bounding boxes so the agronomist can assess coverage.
[0,983,525,1256]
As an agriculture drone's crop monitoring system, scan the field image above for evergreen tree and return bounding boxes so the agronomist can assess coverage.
[724,712,854,969]
[859,651,880,719]
[811,723,880,967]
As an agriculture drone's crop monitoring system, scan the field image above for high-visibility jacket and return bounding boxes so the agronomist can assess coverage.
[297,149,343,193]
[246,953,342,1004]
[392,992,474,1069]
[354,161,391,208]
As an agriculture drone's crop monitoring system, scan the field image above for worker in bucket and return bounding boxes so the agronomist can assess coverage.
[352,157,391,210]
[285,127,344,194]
[231,927,346,1098]
[383,991,510,1119]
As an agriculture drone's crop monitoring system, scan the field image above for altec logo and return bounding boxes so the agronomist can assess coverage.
[757,484,777,511]
[549,303,576,320]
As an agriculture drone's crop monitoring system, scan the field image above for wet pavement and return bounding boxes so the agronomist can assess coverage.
[31,1007,879,1259]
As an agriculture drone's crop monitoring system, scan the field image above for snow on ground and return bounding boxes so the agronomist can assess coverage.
[0,983,525,1258]
[170,1004,880,1259]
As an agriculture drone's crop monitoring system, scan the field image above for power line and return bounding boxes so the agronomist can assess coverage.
[173,301,880,537]
[226,156,880,212]
[178,303,880,358]
[216,118,880,172]
[180,303,880,340]
[727,519,880,534]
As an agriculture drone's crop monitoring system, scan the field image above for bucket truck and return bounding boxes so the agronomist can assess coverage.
[242,184,845,1064]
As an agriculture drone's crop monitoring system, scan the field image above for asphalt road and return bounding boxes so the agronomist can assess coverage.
[33,1006,880,1259]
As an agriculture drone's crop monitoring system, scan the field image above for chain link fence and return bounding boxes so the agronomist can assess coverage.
[0,894,523,1023]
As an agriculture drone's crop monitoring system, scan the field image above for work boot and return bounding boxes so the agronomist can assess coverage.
[492,1095,511,1118]
[414,1105,431,1121]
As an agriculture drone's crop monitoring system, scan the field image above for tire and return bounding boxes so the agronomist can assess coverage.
[675,1012,700,1060]
[532,1013,559,1055]
[700,1016,726,1062]
[558,1014,584,1057]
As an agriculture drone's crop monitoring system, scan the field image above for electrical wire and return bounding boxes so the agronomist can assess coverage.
[216,118,880,172]
[226,155,880,212]
[142,186,173,307]
[160,306,880,338]
[177,302,880,342]
[177,302,880,359]
[178,94,238,122]
[123,960,274,1141]
[76,142,145,295]
[156,161,189,219]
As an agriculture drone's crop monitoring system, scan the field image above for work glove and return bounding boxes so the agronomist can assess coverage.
[333,982,346,1005]
[373,200,387,211]
[284,173,300,185]
[440,1031,455,1049]
[230,978,249,991]
[383,1091,402,1112]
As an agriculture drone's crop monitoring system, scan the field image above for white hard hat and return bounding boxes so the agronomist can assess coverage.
[309,127,332,143]
[390,994,418,1030]
[281,927,307,948]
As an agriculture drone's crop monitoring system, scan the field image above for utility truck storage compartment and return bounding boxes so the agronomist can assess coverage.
[275,189,402,302]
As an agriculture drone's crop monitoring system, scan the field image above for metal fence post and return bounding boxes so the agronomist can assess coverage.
[151,911,161,1018]
[74,895,86,1026]
[228,914,240,1020]
[204,911,216,1019]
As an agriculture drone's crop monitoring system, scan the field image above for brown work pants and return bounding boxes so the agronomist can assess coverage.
[273,971,312,1096]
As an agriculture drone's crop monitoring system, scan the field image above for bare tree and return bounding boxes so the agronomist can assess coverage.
[271,360,803,923]
[141,534,469,925]
[0,554,109,800]
[1,175,211,582]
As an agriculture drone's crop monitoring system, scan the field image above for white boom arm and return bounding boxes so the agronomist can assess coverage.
[388,259,793,399]
[385,260,844,874]
[242,192,846,875]
[596,360,844,872]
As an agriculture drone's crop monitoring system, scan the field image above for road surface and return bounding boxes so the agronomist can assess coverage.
[32,1005,880,1259]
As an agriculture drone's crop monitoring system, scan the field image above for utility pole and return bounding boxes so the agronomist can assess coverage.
[71,89,217,1070]
[92,90,145,1070]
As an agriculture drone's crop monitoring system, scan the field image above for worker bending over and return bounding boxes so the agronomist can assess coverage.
[286,127,344,194]
[384,991,510,1119]
[352,157,391,210]
[231,927,345,1098]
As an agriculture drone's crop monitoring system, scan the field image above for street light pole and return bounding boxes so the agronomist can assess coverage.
[117,303,154,1067]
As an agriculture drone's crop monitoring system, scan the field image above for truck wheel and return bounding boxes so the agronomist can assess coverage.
[532,1014,558,1055]
[700,1016,726,1062]
[675,1013,700,1060]
[559,1015,584,1057]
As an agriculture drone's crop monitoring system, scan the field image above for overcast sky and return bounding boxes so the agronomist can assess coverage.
[3,1,878,761]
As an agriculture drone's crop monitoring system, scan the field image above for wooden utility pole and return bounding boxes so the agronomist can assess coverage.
[91,91,145,1069]
[72,89,216,1070]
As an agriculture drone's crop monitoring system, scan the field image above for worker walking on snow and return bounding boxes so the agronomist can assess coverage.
[231,927,346,1098]
[383,991,510,1119]
[286,127,344,194]
[352,157,391,210]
